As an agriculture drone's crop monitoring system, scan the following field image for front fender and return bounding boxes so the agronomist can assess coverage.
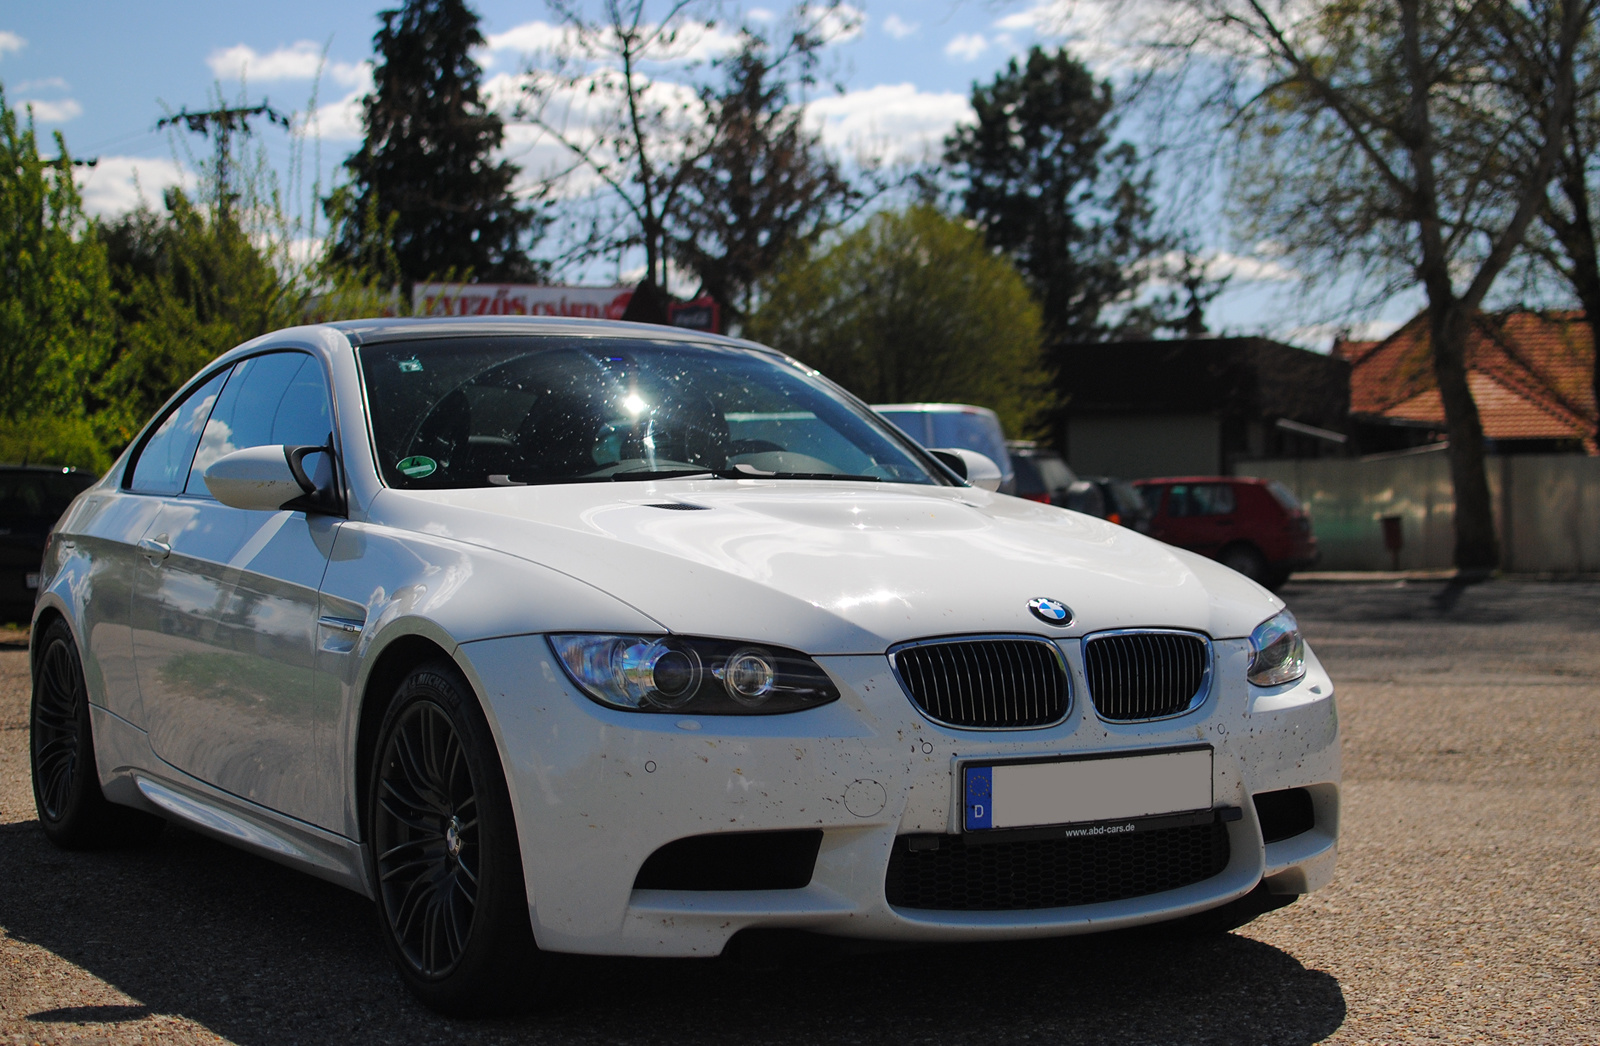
[316,522,664,838]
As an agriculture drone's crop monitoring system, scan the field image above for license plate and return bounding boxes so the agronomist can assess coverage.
[24,572,38,590]
[964,748,1213,832]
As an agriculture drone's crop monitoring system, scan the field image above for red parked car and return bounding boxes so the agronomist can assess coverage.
[1132,476,1318,590]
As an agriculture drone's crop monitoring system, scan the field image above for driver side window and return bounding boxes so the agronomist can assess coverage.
[186,352,334,497]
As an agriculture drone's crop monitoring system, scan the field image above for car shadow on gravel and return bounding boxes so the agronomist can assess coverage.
[1,820,1345,1045]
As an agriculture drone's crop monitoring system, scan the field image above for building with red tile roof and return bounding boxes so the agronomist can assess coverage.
[1332,310,1598,455]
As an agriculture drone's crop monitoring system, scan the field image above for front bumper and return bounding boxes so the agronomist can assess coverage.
[461,634,1340,957]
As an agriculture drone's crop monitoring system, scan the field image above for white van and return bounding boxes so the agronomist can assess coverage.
[872,402,1016,495]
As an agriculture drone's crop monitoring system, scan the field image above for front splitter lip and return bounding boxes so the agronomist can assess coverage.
[607,808,1312,957]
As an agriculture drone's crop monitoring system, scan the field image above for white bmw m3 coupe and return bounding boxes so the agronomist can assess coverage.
[29,318,1338,1013]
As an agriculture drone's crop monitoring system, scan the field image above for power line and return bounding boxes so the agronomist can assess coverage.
[155,101,291,219]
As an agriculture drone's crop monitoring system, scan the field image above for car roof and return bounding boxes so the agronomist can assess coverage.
[324,315,782,355]
[872,402,1000,416]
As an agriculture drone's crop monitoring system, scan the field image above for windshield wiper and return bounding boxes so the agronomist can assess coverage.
[753,472,882,482]
[606,466,883,482]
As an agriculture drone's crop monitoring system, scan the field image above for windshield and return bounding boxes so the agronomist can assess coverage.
[359,335,942,489]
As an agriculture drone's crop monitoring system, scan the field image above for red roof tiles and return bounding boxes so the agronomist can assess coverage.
[1343,310,1597,451]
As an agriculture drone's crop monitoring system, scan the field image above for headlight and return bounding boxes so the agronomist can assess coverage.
[1247,609,1305,687]
[549,634,840,714]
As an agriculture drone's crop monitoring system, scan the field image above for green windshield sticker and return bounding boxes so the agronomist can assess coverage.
[396,455,437,478]
[398,357,423,373]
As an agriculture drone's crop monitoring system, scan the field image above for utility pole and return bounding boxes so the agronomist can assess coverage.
[157,101,290,221]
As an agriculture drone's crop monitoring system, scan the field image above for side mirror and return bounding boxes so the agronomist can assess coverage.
[204,444,337,513]
[928,448,1004,492]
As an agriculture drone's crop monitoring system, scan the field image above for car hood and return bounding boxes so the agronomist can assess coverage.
[372,481,1282,654]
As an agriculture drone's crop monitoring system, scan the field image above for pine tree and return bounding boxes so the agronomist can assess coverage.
[944,47,1161,344]
[334,0,540,286]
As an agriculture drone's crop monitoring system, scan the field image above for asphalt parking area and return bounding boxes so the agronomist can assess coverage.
[2,578,1596,1044]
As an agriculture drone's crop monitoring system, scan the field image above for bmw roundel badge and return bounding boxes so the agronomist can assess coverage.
[1027,597,1074,626]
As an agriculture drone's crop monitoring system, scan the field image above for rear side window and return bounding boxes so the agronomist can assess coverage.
[1139,485,1167,515]
[126,369,231,495]
[929,411,1009,470]
[1011,455,1044,495]
[187,352,334,496]
[1167,483,1237,517]
[1035,455,1075,492]
[1266,480,1303,513]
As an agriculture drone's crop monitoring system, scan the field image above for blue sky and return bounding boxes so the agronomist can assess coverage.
[0,0,1417,346]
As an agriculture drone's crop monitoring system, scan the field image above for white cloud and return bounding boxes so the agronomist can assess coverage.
[803,3,865,45]
[882,14,919,38]
[1203,251,1297,283]
[806,83,972,165]
[18,97,81,122]
[15,76,67,92]
[1280,319,1402,350]
[945,33,988,61]
[1144,249,1298,287]
[993,0,1229,74]
[301,87,366,141]
[747,7,777,22]
[207,41,367,88]
[483,20,573,63]
[0,31,23,57]
[74,155,196,217]
[482,17,744,67]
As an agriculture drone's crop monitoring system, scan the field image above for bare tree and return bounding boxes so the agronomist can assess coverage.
[1166,0,1592,569]
[517,1,858,297]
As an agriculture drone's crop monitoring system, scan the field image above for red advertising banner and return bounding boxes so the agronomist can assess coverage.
[412,283,635,319]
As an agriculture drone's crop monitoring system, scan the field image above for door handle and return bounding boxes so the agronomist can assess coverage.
[138,537,172,562]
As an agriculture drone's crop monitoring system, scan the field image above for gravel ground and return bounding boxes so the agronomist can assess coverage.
[1,578,1596,1044]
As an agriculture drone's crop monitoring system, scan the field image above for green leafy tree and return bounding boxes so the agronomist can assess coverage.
[747,205,1052,436]
[0,87,117,453]
[335,0,541,286]
[944,46,1162,345]
[94,190,294,446]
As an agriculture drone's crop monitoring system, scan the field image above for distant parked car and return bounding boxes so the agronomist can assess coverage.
[1133,476,1318,590]
[1007,442,1076,504]
[1079,475,1153,534]
[874,403,1015,494]
[0,466,96,623]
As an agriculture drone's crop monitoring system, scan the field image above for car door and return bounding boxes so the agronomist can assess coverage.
[128,351,341,823]
[1156,482,1238,556]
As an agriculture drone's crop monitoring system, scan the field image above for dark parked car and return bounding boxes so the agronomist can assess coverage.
[1079,475,1153,534]
[0,466,97,622]
[1009,442,1073,501]
[1133,476,1318,589]
[1008,443,1109,515]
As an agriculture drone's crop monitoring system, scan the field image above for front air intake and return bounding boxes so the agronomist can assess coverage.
[1082,630,1210,721]
[890,637,1070,729]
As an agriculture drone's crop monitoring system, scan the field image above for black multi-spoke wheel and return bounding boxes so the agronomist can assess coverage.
[375,700,480,976]
[30,619,164,848]
[367,663,538,1015]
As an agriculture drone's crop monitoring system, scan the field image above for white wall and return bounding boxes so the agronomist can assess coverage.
[1238,449,1600,572]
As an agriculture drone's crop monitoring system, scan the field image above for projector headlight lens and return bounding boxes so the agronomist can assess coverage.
[549,634,838,714]
[1247,609,1306,687]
